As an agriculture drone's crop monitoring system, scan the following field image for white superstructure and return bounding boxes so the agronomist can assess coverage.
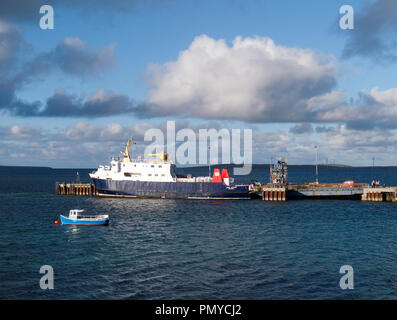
[89,139,215,183]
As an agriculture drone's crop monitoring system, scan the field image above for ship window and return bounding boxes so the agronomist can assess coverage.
[148,174,152,176]
[155,174,158,176]
[124,173,131,177]
[161,174,165,176]
[159,165,162,168]
[151,165,155,168]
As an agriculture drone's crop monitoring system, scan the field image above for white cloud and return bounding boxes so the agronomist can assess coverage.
[141,35,337,122]
[3,121,397,166]
[0,125,41,140]
[343,86,397,129]
[63,122,155,142]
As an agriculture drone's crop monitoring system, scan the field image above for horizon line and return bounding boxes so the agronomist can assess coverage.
[0,163,395,170]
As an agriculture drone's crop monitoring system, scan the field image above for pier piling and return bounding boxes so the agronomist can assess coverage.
[362,187,397,202]
[56,183,98,196]
[261,187,286,201]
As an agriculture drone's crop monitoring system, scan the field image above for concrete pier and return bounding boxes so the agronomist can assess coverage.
[258,183,397,202]
[262,187,286,201]
[361,187,397,202]
[56,183,98,196]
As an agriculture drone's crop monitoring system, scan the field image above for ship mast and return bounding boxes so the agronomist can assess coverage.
[122,138,132,163]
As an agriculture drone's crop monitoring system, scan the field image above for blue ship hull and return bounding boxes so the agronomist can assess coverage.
[91,178,250,199]
[60,215,109,225]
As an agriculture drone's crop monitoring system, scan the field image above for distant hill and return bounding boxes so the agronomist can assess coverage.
[0,165,53,170]
[183,163,354,169]
[1,163,396,169]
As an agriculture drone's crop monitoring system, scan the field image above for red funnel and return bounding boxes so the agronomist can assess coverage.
[212,169,222,183]
[221,169,229,179]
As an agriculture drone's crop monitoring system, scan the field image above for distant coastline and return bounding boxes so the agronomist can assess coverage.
[1,164,396,170]
[0,165,53,170]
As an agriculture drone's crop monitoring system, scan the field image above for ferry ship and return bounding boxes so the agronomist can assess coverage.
[89,139,250,199]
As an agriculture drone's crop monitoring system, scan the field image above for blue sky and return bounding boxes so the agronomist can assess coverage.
[2,0,397,167]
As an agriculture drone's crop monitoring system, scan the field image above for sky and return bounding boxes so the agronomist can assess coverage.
[1,0,397,168]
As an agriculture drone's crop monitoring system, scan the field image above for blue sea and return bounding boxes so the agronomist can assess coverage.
[1,165,397,300]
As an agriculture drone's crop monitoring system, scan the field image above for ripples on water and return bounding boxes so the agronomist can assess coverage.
[1,166,397,299]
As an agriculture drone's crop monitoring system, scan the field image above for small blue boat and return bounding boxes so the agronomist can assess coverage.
[60,209,109,226]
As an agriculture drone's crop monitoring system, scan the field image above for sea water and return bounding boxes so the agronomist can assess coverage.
[1,165,397,299]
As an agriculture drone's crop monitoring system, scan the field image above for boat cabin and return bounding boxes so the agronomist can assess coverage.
[69,209,85,218]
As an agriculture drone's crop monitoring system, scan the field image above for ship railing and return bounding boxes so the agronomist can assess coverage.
[101,158,171,165]
[131,158,171,164]
[76,215,105,219]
